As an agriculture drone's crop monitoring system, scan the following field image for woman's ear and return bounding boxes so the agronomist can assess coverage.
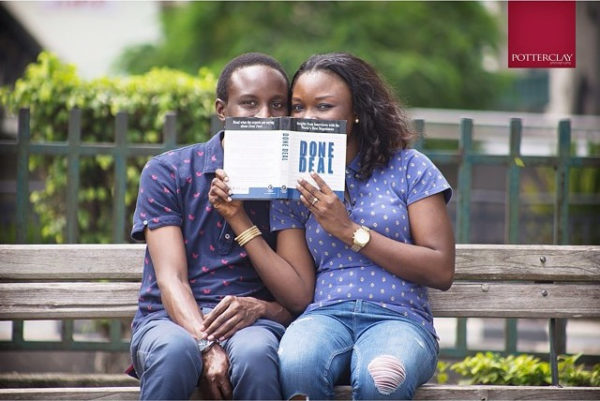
[215,99,227,121]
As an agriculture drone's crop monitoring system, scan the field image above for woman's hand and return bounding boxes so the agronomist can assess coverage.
[297,172,355,240]
[209,169,243,220]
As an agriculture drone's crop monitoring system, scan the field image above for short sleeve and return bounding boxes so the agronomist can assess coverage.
[270,199,309,232]
[131,158,183,242]
[405,151,452,206]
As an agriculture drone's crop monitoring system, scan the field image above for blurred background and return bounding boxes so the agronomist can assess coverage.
[0,0,598,378]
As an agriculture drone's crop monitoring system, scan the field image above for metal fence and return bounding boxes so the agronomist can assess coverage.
[1,107,599,363]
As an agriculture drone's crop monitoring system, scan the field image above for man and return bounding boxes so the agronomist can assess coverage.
[129,53,291,400]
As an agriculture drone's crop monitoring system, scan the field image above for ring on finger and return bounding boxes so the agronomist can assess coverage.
[311,197,319,207]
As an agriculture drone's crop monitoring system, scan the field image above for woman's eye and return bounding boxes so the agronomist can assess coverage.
[272,101,284,109]
[317,103,333,110]
[291,104,304,112]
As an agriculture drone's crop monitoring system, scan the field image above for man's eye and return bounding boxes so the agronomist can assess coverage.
[242,100,257,107]
[272,101,284,109]
[291,104,303,112]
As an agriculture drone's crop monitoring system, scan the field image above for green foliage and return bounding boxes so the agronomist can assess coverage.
[1,52,217,243]
[448,352,600,387]
[115,2,511,110]
[435,360,450,384]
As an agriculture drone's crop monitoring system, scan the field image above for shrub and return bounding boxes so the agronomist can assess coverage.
[445,352,600,387]
[1,51,217,243]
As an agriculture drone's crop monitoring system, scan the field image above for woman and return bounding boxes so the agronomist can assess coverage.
[208,52,454,400]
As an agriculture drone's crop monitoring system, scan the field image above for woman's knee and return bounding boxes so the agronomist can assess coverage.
[355,354,420,400]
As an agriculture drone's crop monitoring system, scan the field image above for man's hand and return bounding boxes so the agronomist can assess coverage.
[199,344,232,400]
[201,296,264,341]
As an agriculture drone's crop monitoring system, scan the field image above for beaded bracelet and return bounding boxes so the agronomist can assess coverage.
[235,225,262,247]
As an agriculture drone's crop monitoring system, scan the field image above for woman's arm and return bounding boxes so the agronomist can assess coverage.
[209,170,316,314]
[297,173,455,291]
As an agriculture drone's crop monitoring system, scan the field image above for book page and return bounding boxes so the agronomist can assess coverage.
[287,131,347,200]
[286,119,347,200]
[224,130,283,198]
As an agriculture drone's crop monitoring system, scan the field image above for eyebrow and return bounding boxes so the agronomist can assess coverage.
[292,95,335,101]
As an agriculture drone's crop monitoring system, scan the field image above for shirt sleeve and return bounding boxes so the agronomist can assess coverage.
[270,199,310,232]
[405,151,453,206]
[131,158,183,242]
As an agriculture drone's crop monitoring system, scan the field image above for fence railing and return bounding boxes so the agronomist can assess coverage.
[1,107,599,363]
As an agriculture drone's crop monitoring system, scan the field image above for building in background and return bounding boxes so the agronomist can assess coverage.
[1,1,161,81]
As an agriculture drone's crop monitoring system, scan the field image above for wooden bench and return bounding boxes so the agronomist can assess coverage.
[1,244,599,400]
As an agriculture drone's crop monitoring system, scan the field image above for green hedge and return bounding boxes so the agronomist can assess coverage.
[436,352,600,387]
[1,52,217,243]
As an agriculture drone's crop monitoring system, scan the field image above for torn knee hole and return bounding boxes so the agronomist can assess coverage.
[367,355,406,395]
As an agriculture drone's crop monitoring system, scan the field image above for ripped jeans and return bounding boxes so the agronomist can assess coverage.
[278,300,438,400]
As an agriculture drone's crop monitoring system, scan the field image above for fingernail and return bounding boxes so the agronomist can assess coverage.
[227,197,232,202]
[208,335,214,341]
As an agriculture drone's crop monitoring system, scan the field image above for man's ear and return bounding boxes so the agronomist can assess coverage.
[215,99,227,121]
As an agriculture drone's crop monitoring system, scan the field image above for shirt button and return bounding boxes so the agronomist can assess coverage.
[225,233,231,240]
[143,220,148,225]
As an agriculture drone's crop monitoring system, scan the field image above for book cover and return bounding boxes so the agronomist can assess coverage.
[223,117,347,200]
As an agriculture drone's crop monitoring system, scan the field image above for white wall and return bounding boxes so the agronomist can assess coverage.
[5,1,162,79]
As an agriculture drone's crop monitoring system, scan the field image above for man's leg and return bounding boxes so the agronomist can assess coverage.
[223,318,285,400]
[131,317,202,400]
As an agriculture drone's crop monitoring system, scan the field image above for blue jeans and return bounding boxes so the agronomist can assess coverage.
[278,300,438,400]
[130,309,285,400]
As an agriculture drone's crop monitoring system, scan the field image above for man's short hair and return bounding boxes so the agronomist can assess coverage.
[216,53,289,102]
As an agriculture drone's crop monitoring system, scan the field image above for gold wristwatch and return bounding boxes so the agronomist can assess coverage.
[351,225,371,252]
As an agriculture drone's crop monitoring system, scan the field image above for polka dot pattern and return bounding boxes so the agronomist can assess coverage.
[272,149,452,338]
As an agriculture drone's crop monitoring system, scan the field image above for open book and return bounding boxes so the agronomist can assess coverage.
[223,117,347,200]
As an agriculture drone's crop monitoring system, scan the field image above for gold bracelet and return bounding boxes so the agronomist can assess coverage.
[235,225,262,247]
[234,225,258,243]
[236,227,261,247]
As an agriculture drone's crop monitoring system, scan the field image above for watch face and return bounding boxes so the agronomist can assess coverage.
[197,339,214,352]
[355,228,369,245]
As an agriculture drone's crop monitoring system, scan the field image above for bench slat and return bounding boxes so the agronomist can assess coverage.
[429,282,600,318]
[0,245,145,281]
[1,384,599,400]
[1,244,599,282]
[455,244,600,281]
[0,282,139,319]
[2,282,598,319]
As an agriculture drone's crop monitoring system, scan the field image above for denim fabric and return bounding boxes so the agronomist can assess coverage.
[131,309,285,400]
[278,300,438,400]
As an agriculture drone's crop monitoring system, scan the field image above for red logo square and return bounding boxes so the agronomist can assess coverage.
[508,1,576,68]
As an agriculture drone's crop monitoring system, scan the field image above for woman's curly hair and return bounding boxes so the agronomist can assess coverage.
[291,53,415,180]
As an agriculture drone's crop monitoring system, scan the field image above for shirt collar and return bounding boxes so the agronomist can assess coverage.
[202,130,225,173]
[347,152,361,174]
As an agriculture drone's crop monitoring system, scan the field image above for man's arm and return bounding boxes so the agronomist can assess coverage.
[145,225,205,336]
[145,225,232,400]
